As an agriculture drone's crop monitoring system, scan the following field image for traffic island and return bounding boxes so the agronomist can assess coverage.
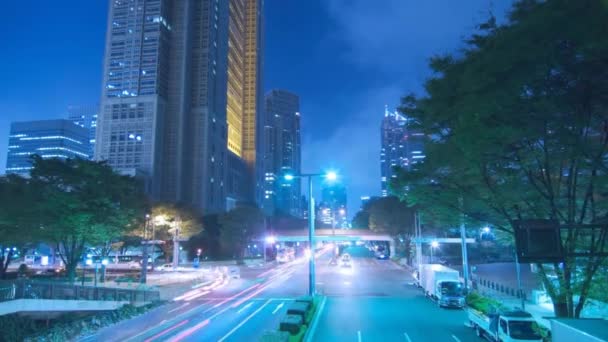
[260,295,326,342]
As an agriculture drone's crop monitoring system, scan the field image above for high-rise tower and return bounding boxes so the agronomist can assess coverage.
[261,90,301,216]
[380,106,425,196]
[95,0,230,213]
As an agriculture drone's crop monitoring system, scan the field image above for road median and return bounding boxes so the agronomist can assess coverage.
[260,295,326,342]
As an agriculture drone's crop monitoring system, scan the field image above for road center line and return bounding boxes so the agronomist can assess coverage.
[451,334,461,342]
[272,302,284,314]
[404,332,412,342]
[218,299,272,342]
[357,330,362,342]
[237,302,253,314]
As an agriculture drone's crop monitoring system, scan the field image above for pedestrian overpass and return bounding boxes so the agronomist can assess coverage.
[271,229,477,258]
[272,229,396,255]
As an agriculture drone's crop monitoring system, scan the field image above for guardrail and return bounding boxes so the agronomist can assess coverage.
[0,280,159,303]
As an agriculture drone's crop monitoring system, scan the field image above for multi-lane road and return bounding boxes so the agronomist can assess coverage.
[81,245,483,342]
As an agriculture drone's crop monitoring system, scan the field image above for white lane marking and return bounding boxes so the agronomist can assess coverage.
[218,299,272,342]
[159,319,167,324]
[357,330,362,342]
[451,335,461,342]
[168,303,190,314]
[237,302,253,314]
[272,302,284,314]
[404,332,412,342]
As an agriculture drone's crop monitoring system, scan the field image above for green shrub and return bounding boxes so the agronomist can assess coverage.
[466,292,504,314]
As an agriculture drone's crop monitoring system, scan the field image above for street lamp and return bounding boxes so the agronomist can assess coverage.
[284,170,339,295]
[430,240,439,263]
[264,236,276,262]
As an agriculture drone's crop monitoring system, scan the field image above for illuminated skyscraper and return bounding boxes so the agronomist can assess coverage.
[226,0,263,203]
[96,0,230,212]
[261,90,301,216]
[380,106,425,196]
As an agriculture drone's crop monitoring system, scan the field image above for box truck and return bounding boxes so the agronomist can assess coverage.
[418,264,465,308]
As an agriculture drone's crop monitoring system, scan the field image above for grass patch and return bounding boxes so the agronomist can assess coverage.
[288,324,307,342]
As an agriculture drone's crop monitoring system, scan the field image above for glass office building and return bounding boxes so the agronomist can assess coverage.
[5,119,90,176]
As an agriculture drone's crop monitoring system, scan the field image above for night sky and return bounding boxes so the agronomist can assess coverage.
[0,1,513,217]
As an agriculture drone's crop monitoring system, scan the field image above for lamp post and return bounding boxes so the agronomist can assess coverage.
[430,240,439,263]
[284,170,338,296]
[264,236,276,263]
[141,214,150,284]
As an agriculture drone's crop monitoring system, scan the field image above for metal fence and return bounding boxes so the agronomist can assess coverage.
[0,280,160,303]
[474,276,528,300]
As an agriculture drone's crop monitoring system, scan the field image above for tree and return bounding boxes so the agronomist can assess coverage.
[394,0,608,317]
[367,196,416,260]
[0,175,40,278]
[351,210,370,229]
[218,205,265,262]
[29,156,145,281]
[351,196,380,229]
[150,203,201,263]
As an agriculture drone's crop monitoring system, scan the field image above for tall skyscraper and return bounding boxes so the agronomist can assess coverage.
[380,106,425,196]
[225,0,264,203]
[260,90,301,216]
[6,119,90,176]
[95,0,262,213]
[319,184,348,228]
[67,105,98,156]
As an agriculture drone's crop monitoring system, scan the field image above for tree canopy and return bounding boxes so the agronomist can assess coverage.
[393,0,608,317]
[27,156,145,280]
[218,205,265,261]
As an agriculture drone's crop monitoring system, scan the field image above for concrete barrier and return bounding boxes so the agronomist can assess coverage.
[0,299,129,316]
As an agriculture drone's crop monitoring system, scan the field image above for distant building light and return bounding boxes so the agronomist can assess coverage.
[411,151,422,154]
[412,155,426,159]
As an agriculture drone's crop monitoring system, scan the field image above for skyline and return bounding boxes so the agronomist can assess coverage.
[0,0,514,218]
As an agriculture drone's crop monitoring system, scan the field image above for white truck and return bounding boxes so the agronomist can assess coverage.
[468,308,543,342]
[418,264,465,308]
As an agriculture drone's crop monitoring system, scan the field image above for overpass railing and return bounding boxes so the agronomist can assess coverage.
[0,279,160,303]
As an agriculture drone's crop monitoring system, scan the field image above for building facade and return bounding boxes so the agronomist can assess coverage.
[260,90,301,217]
[319,184,348,228]
[380,106,425,197]
[95,0,262,213]
[6,119,90,176]
[67,105,98,157]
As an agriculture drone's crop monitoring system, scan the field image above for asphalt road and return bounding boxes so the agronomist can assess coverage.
[80,251,323,342]
[309,245,481,342]
[81,245,483,342]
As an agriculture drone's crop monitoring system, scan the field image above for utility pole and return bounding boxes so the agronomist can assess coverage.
[459,197,470,292]
[172,219,181,270]
[415,211,422,277]
[141,214,150,284]
[515,251,525,310]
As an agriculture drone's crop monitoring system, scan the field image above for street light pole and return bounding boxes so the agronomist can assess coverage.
[141,214,150,284]
[172,222,180,270]
[459,197,470,292]
[285,171,337,296]
[307,175,316,296]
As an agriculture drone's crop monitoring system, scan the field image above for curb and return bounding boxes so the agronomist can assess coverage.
[304,296,327,342]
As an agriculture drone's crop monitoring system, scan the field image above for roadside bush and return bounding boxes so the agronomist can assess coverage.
[466,292,504,314]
